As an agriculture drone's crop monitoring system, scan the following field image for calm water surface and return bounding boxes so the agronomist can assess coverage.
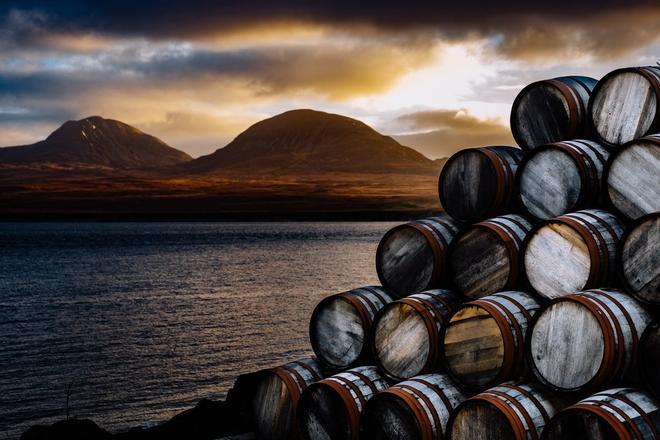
[0,222,394,438]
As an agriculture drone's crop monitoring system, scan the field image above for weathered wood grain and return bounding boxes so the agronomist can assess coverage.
[518,140,610,220]
[511,76,597,150]
[449,214,532,298]
[360,373,466,440]
[376,215,460,297]
[524,209,624,299]
[528,289,652,393]
[618,213,660,303]
[310,286,393,369]
[444,291,541,389]
[640,322,660,400]
[447,382,567,440]
[544,388,660,440]
[606,134,660,220]
[439,146,523,223]
[297,366,389,440]
[372,289,461,381]
[590,66,660,146]
[250,357,325,440]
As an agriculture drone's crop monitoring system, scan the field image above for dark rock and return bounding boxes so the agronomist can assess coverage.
[21,419,112,440]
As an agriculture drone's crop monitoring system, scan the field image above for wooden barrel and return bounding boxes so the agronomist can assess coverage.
[617,213,660,304]
[297,366,389,440]
[250,357,325,440]
[639,322,660,400]
[360,373,467,440]
[448,214,533,298]
[527,289,652,393]
[447,382,567,440]
[590,66,660,146]
[543,388,660,440]
[605,134,660,220]
[511,76,597,150]
[371,289,462,381]
[443,291,541,390]
[517,140,610,220]
[376,215,461,297]
[309,286,393,370]
[438,146,523,223]
[524,209,624,299]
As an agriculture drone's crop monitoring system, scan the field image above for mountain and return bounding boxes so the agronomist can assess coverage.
[0,116,192,169]
[184,109,437,175]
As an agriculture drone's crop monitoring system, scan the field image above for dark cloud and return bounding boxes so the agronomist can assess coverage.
[394,109,515,158]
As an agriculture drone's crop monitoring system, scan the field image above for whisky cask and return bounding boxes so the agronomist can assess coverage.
[524,209,624,299]
[360,373,467,440]
[448,214,533,298]
[297,366,388,440]
[617,213,660,304]
[511,76,597,150]
[639,322,660,400]
[376,215,460,297]
[371,289,462,381]
[590,66,660,146]
[543,388,660,440]
[443,291,541,390]
[518,140,610,220]
[605,134,660,220]
[309,286,393,369]
[439,146,523,223]
[527,289,652,393]
[250,357,325,440]
[447,382,567,440]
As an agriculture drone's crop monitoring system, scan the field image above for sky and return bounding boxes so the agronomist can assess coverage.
[1,1,659,159]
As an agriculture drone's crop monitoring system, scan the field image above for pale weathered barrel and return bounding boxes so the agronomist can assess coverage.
[309,286,393,370]
[639,321,660,400]
[617,213,660,304]
[543,388,660,440]
[524,209,624,299]
[517,140,610,220]
[249,357,325,440]
[447,382,567,440]
[605,134,660,220]
[297,366,389,440]
[360,373,467,440]
[590,66,660,146]
[443,291,541,390]
[371,289,462,381]
[438,146,523,223]
[511,76,598,150]
[528,289,652,394]
[448,214,533,298]
[376,215,460,297]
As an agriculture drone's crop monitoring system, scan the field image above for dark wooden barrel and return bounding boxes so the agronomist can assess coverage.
[250,357,325,440]
[371,289,462,381]
[605,134,660,220]
[297,366,389,440]
[639,322,660,400]
[511,76,598,150]
[443,291,541,390]
[448,214,533,298]
[590,66,660,146]
[376,215,461,297]
[309,286,393,370]
[617,213,660,304]
[527,289,652,394]
[517,140,610,220]
[543,388,660,440]
[438,146,523,223]
[523,209,625,299]
[360,373,467,440]
[447,382,567,440]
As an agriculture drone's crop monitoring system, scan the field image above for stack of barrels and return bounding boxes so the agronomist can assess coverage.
[237,64,660,439]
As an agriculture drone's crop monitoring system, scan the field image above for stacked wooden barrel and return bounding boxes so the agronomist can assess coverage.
[233,65,660,440]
